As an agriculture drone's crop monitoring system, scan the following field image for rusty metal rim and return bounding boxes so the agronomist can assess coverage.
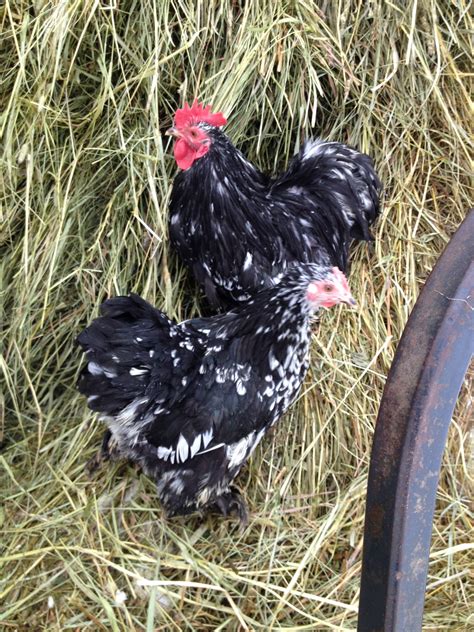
[358,210,474,631]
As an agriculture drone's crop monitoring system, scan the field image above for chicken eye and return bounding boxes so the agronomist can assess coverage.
[324,284,334,292]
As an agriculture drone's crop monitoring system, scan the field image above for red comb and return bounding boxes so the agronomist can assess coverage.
[174,99,227,129]
[331,267,350,291]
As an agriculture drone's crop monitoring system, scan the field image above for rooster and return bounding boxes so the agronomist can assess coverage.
[77,264,355,523]
[168,100,380,309]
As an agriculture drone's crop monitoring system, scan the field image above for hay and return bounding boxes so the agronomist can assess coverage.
[1,1,472,629]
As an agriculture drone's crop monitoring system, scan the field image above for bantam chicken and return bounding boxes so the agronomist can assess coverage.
[77,264,355,523]
[168,101,380,309]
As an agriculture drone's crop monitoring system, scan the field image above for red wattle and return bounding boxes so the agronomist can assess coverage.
[173,139,209,170]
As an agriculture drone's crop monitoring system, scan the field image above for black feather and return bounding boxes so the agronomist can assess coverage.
[77,263,337,517]
[169,126,381,309]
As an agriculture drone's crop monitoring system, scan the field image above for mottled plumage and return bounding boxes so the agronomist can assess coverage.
[169,108,380,309]
[77,264,354,521]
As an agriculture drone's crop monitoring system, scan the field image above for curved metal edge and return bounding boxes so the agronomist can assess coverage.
[358,210,474,632]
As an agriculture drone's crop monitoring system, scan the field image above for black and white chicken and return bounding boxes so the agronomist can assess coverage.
[77,264,355,523]
[168,100,380,309]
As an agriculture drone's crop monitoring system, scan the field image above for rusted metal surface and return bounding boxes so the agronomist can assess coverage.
[358,210,474,632]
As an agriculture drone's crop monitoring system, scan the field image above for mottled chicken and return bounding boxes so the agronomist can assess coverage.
[168,100,380,309]
[77,264,355,522]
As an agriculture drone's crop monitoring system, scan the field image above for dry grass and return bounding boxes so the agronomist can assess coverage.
[1,1,473,629]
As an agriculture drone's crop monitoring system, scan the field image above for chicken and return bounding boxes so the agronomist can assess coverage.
[77,264,355,522]
[168,100,380,309]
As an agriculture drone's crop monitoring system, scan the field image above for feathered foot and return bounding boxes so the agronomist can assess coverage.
[213,487,249,526]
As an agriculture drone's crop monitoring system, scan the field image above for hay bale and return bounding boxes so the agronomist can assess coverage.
[1,1,472,628]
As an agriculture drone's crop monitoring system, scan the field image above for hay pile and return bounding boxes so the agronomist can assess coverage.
[1,1,472,629]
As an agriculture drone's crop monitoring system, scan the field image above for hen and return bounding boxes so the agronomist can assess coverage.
[77,264,355,522]
[168,100,380,309]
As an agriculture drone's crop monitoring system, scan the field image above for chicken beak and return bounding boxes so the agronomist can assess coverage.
[166,127,182,138]
[343,295,357,307]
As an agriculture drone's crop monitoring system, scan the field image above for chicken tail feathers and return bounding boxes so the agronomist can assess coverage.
[76,294,173,418]
[274,139,381,243]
